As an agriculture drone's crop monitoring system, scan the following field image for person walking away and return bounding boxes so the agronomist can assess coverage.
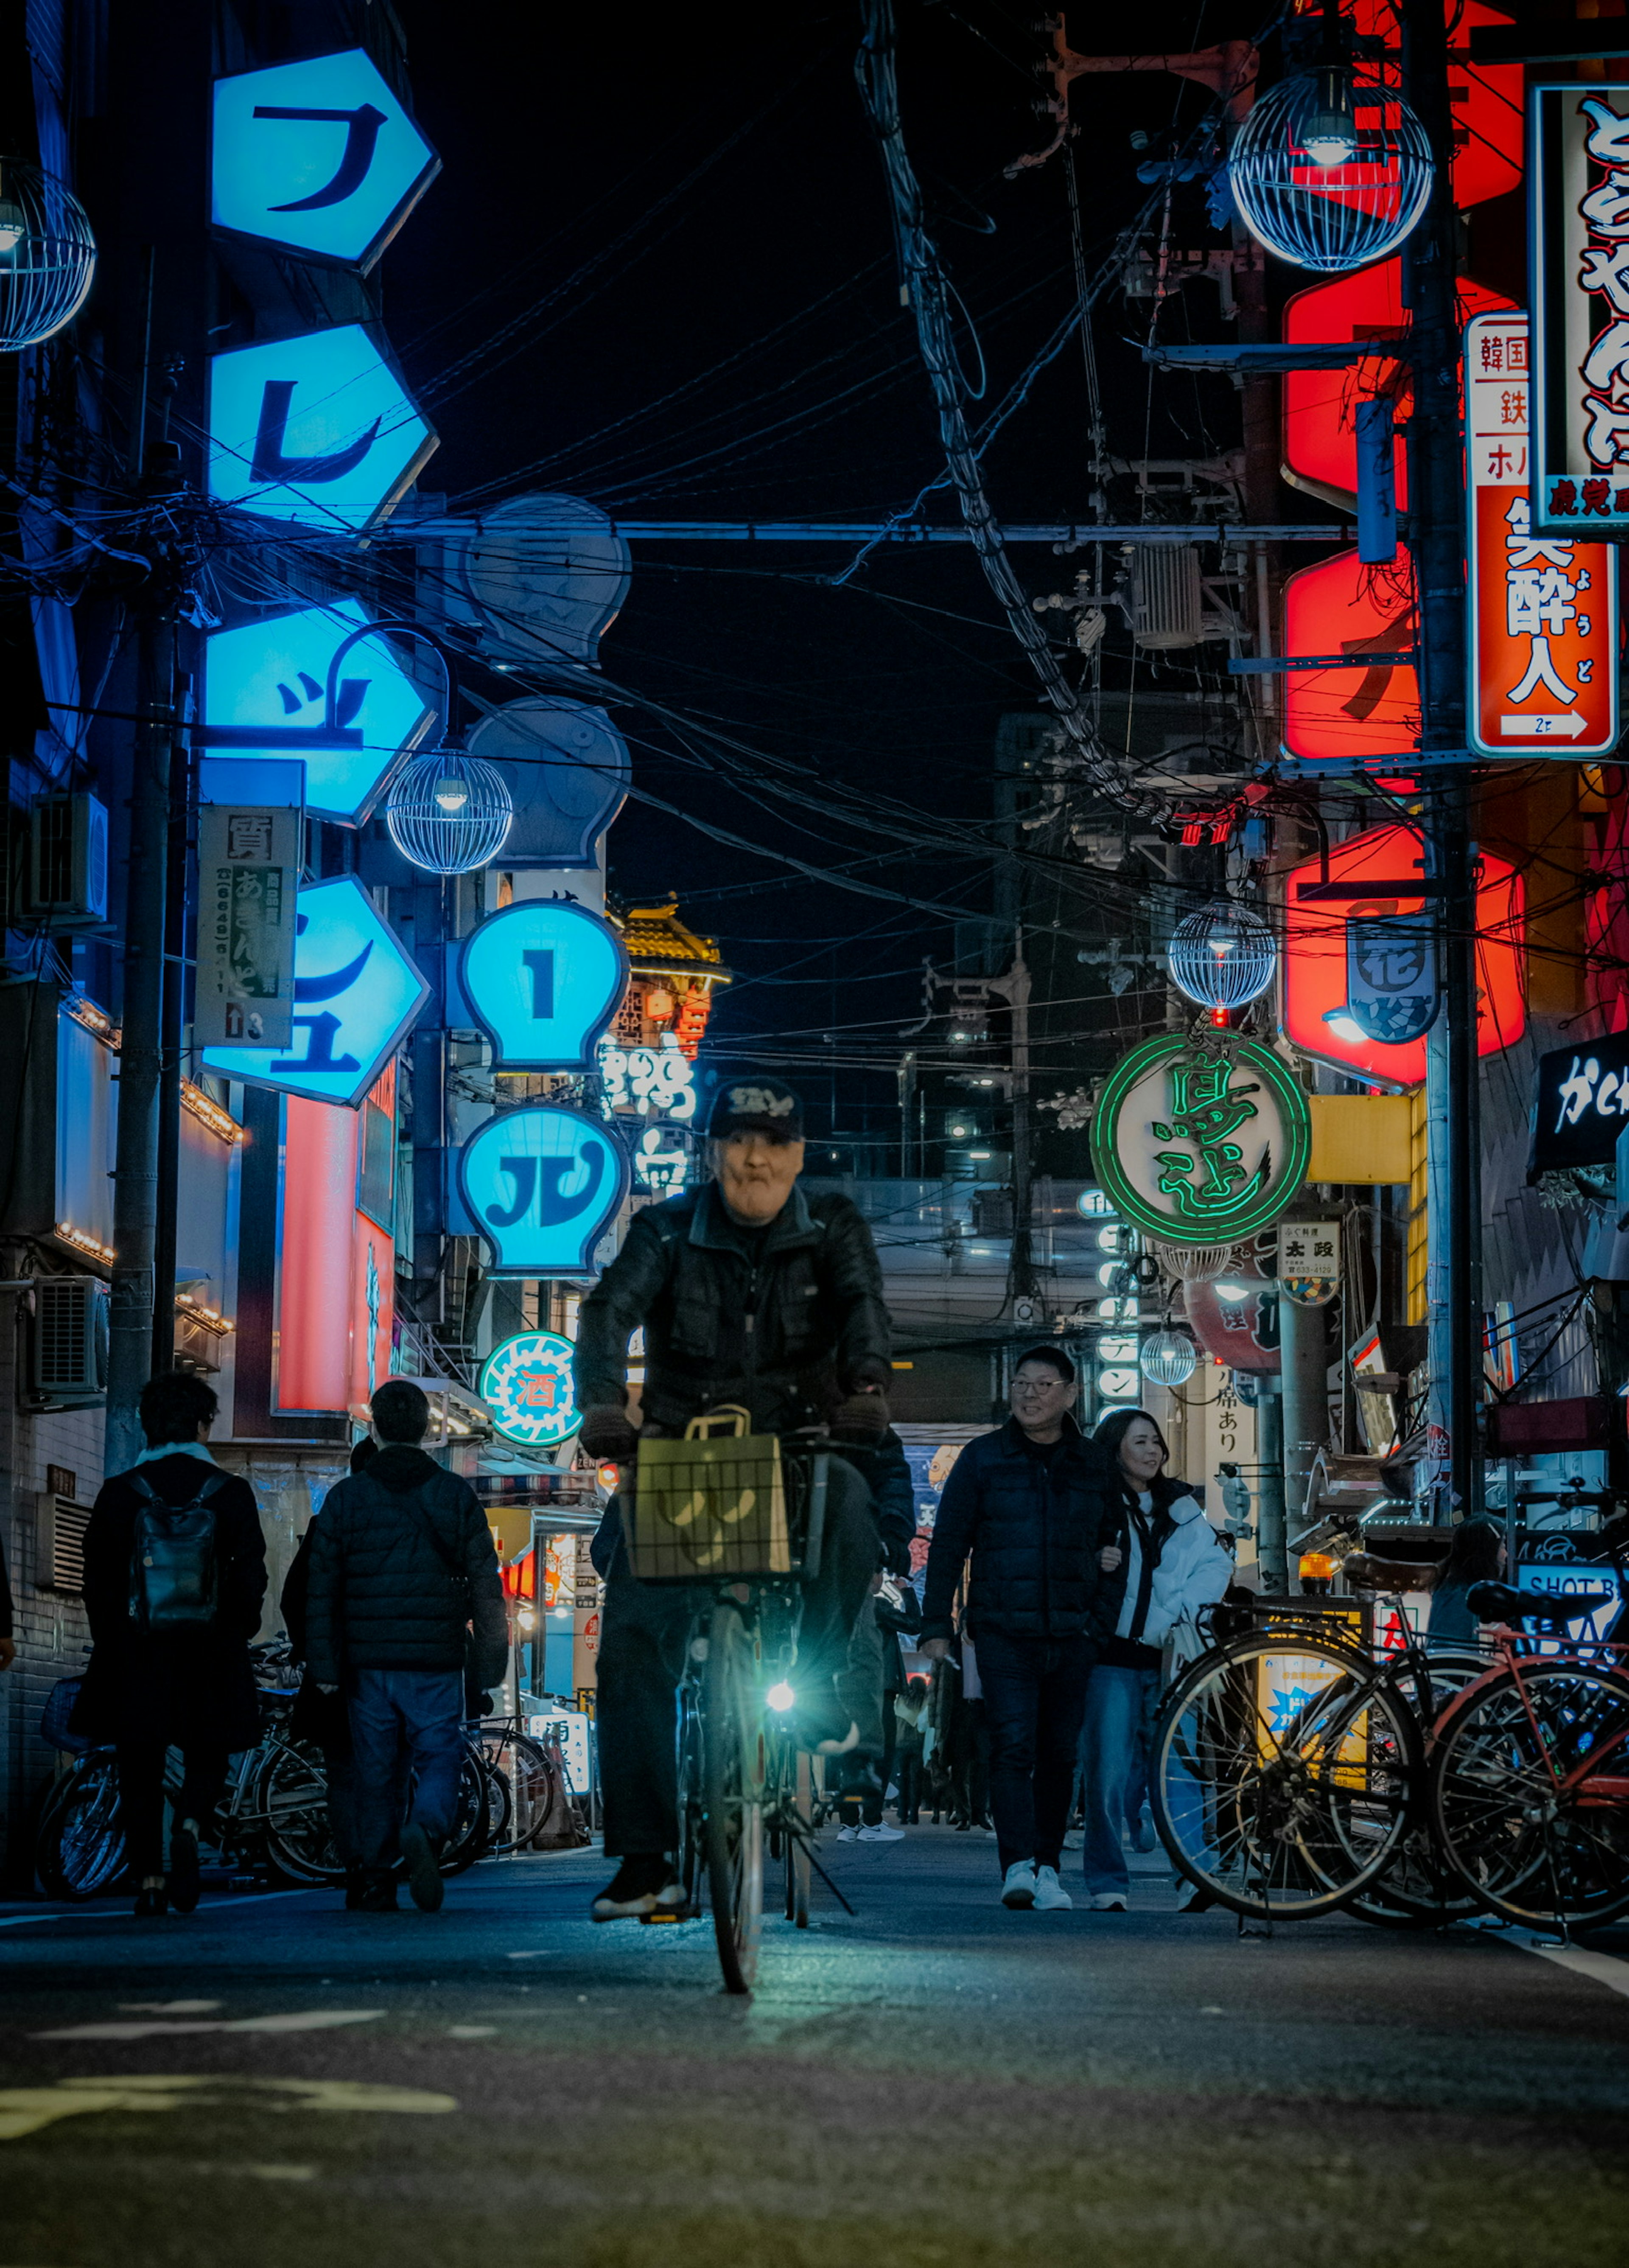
[866,1571,922,1838]
[1423,1517,1504,1649]
[921,1346,1123,1912]
[893,1674,929,1824]
[1083,1408,1231,1913]
[72,1373,266,1916]
[573,1076,896,1922]
[304,1379,506,1914]
[281,1436,377,1905]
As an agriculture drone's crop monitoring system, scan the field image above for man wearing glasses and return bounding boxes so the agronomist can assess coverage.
[921,1347,1123,1911]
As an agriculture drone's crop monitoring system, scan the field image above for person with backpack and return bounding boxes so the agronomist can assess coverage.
[304,1378,507,1914]
[73,1372,267,1917]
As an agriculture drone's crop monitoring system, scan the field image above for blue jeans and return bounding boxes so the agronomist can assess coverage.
[975,1630,1095,1874]
[1080,1665,1160,1898]
[348,1668,465,1874]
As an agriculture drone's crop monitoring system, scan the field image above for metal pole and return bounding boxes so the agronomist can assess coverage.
[1006,930,1036,1306]
[1402,0,1480,1522]
[1256,1381,1287,1592]
[150,671,190,1379]
[1279,1295,1328,1586]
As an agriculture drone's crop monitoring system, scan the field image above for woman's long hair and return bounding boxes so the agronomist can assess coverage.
[1092,1406,1172,1515]
[1436,1517,1503,1588]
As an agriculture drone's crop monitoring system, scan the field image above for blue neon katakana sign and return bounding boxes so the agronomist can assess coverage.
[458,1106,628,1276]
[202,600,437,825]
[202,875,430,1107]
[458,900,627,1071]
[212,48,439,272]
[208,325,436,532]
[479,1331,580,1449]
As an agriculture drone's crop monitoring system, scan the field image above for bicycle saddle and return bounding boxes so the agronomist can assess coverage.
[1465,1580,1618,1629]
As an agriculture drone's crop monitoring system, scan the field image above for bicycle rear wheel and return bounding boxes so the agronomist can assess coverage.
[260,1741,345,1885]
[1346,1651,1486,1930]
[476,1726,561,1854]
[1430,1660,1629,1930]
[35,1752,126,1900]
[703,1598,765,1993]
[1152,1633,1418,1920]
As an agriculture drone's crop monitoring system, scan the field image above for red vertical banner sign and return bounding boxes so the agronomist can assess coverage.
[1467,311,1619,757]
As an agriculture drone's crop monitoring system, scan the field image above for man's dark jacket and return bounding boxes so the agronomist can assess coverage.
[574,1180,891,1436]
[921,1417,1123,1644]
[303,1447,507,1691]
[71,1455,268,1750]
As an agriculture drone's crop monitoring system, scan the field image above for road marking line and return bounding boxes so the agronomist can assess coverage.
[0,1887,328,1931]
[33,2010,384,2041]
[1513,1935,1629,2001]
[448,2025,496,2038]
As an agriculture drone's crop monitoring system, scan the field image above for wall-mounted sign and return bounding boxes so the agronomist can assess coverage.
[201,875,430,1107]
[202,600,436,825]
[1531,83,1629,535]
[1282,549,1418,767]
[277,1085,395,1415]
[598,1035,698,1122]
[632,1120,698,1195]
[1276,1219,1340,1307]
[465,700,630,865]
[1283,824,1526,1084]
[479,1330,580,1448]
[458,1105,628,1276]
[459,900,627,1071]
[1467,312,1618,756]
[193,804,300,1047]
[212,48,439,272]
[208,324,436,532]
[1528,1030,1629,1176]
[1087,1033,1311,1247]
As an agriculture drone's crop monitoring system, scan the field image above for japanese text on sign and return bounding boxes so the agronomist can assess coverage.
[1531,85,1629,533]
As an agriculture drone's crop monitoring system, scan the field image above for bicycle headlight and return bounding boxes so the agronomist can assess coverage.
[766,1682,796,1713]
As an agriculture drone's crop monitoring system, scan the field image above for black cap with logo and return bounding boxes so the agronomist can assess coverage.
[706,1076,805,1141]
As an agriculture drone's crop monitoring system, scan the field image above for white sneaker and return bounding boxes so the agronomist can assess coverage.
[1032,1865,1073,1912]
[1090,1891,1129,1912]
[837,1825,858,1843]
[1001,1860,1037,1909]
[857,1822,905,1842]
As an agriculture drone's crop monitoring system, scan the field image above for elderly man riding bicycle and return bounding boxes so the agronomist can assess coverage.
[574,1076,904,1922]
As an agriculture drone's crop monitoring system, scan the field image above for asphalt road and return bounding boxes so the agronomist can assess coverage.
[0,1828,1626,2268]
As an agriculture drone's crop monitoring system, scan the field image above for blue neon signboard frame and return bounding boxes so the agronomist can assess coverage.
[201,874,430,1107]
[208,324,437,533]
[458,1105,629,1277]
[212,48,439,272]
[459,900,628,1071]
[479,1330,581,1449]
[202,599,437,825]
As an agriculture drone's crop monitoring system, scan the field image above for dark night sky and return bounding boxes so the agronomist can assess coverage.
[384,1,1243,1134]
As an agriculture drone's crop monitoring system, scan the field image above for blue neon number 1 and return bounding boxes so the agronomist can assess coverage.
[522,949,554,1021]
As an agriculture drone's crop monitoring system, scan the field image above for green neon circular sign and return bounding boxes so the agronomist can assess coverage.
[1088,1032,1311,1246]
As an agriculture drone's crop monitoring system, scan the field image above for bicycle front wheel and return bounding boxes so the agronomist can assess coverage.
[1152,1633,1419,1920]
[703,1598,765,1993]
[476,1727,560,1855]
[1430,1661,1629,1930]
[35,1752,125,1900]
[260,1740,345,1885]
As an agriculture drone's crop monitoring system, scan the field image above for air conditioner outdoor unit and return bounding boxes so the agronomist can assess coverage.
[32,1276,109,1404]
[28,793,109,927]
[36,1492,90,1593]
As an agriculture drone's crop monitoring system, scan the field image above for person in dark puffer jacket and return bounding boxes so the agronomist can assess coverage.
[921,1346,1123,1913]
[305,1379,506,1913]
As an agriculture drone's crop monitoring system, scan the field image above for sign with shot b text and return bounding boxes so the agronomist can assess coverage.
[1466,313,1618,757]
[194,805,300,1048]
[1531,83,1629,533]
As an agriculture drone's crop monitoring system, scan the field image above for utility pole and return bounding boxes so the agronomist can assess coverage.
[988,936,1037,1313]
[1402,0,1480,1522]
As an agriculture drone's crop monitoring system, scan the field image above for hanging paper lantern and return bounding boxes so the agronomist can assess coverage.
[1168,903,1277,1012]
[1140,1329,1198,1387]
[1227,70,1433,274]
[385,748,512,875]
[0,160,96,353]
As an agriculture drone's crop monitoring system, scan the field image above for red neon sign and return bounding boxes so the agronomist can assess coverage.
[1282,823,1526,1085]
[1282,549,1419,766]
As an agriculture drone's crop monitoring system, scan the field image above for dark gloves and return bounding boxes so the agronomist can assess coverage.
[881,1531,915,1578]
[578,1404,638,1462]
[831,1385,890,1443]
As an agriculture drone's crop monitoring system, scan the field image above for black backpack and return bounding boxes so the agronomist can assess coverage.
[129,1468,228,1631]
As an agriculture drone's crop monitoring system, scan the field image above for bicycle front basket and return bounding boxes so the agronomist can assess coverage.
[626,1409,791,1583]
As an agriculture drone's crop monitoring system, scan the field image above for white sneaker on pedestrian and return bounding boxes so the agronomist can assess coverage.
[857,1822,905,1842]
[1090,1890,1129,1912]
[837,1825,859,1842]
[1001,1860,1037,1909]
[1032,1865,1073,1912]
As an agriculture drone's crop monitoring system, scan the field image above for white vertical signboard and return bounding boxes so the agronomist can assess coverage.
[194,805,301,1048]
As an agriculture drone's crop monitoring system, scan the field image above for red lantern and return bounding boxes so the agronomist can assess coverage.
[1282,549,1419,766]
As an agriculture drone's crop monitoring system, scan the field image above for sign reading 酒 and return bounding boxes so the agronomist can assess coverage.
[1088,1033,1311,1248]
[1531,83,1629,534]
[1466,311,1618,754]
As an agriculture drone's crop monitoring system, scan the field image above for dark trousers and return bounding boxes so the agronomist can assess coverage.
[348,1667,465,1874]
[324,1745,361,1871]
[896,1746,922,1822]
[975,1630,1095,1874]
[115,1743,229,1882]
[598,1455,879,1857]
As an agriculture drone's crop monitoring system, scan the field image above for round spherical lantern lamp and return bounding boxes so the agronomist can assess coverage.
[1149,1239,1236,1283]
[385,747,512,875]
[0,160,96,352]
[1140,1329,1198,1388]
[1227,69,1433,273]
[1169,903,1277,1013]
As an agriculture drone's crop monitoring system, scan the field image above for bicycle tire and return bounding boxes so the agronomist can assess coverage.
[476,1726,560,1855]
[1152,1631,1419,1920]
[703,1598,764,1993]
[789,1751,813,1927]
[259,1740,345,1886]
[1429,1659,1629,1931]
[675,1664,706,1917]
[35,1752,126,1901]
[441,1746,504,1875]
[1346,1650,1487,1930]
